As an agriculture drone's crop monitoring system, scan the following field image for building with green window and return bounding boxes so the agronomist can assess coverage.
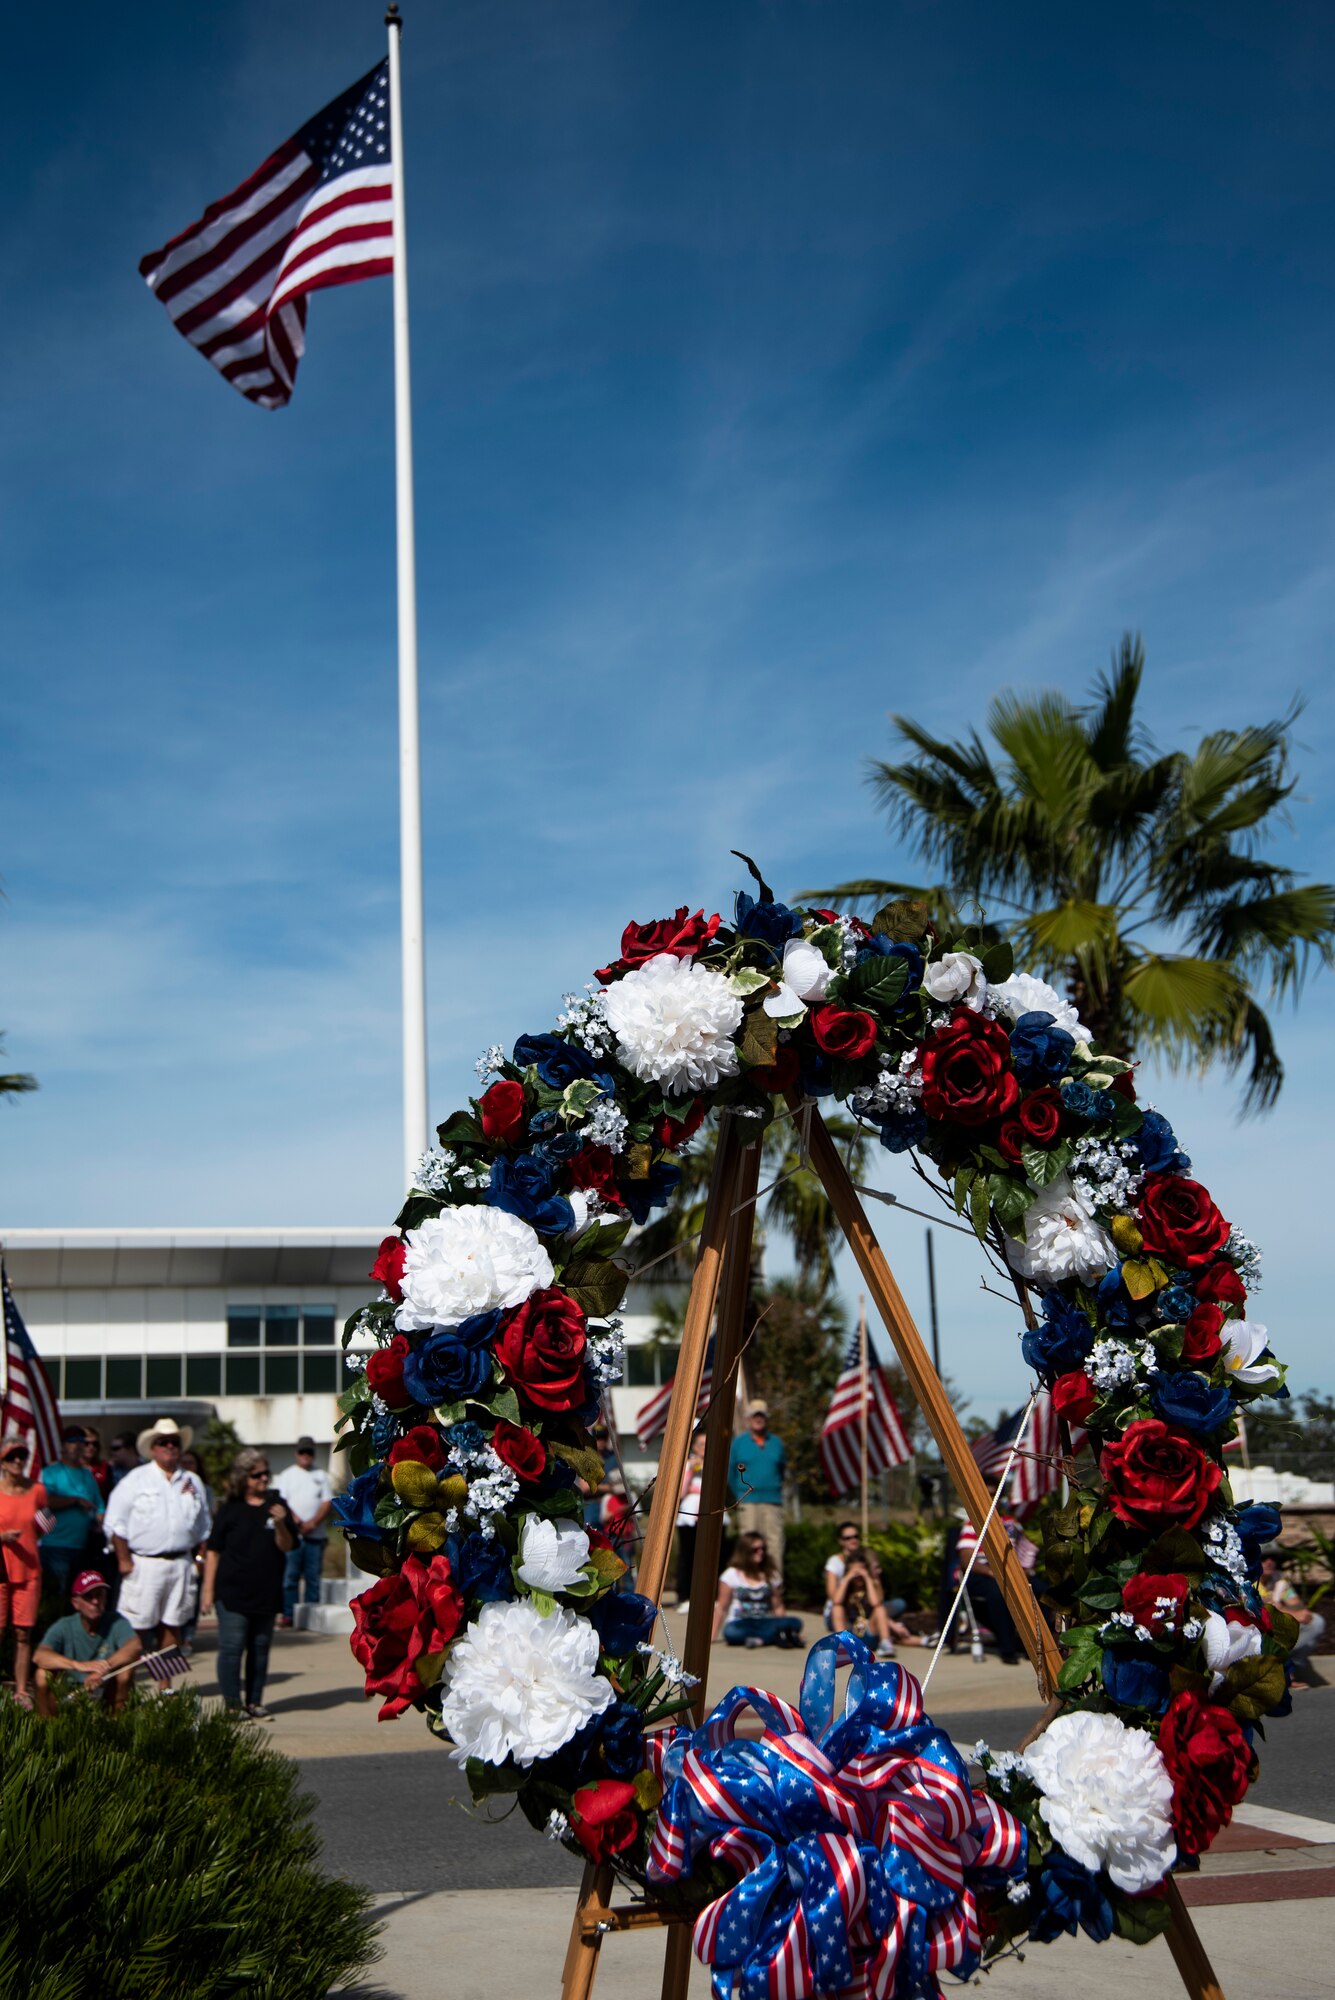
[4,1227,677,1478]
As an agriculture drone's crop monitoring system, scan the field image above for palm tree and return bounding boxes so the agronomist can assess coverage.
[0,1034,36,1100]
[805,640,1335,1110]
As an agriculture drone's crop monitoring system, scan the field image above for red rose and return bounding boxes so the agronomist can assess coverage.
[491,1419,546,1484]
[809,1005,879,1062]
[365,1333,412,1408]
[1181,1304,1225,1365]
[997,1119,1025,1165]
[597,908,721,983]
[569,1779,640,1862]
[388,1424,446,1473]
[656,1098,708,1150]
[1110,1070,1137,1101]
[1100,1419,1221,1534]
[1158,1689,1254,1858]
[1018,1086,1064,1147]
[919,1008,1019,1127]
[1197,1264,1246,1312]
[1121,1571,1188,1637]
[480,1079,527,1147]
[1136,1174,1230,1270]
[370,1236,407,1303]
[494,1288,589,1413]
[1051,1370,1097,1426]
[745,1043,802,1097]
[567,1145,625,1207]
[350,1554,464,1719]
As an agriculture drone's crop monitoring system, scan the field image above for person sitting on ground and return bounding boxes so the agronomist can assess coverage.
[829,1544,921,1658]
[0,1431,47,1709]
[712,1531,803,1650]
[201,1448,296,1718]
[38,1426,103,1599]
[1259,1549,1327,1688]
[823,1520,861,1629]
[33,1570,140,1716]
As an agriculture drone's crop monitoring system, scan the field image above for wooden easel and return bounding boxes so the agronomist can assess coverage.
[559,1105,1224,2000]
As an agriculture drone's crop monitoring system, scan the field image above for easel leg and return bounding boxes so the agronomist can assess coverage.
[560,1862,614,2000]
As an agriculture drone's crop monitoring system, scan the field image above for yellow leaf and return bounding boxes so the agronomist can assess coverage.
[1121,1259,1157,1301]
[1110,1214,1144,1256]
[632,1770,664,1812]
[391,1461,441,1509]
[589,1546,628,1582]
[406,1510,449,1553]
[549,1441,607,1490]
[740,1007,779,1068]
[626,1143,651,1181]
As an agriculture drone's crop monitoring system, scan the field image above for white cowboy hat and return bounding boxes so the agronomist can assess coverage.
[136,1415,193,1457]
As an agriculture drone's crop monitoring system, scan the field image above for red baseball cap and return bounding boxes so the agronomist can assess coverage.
[71,1570,110,1599]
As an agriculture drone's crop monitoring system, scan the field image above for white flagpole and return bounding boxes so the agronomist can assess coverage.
[387,4,429,1190]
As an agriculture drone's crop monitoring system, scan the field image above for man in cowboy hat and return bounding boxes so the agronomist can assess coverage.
[34,1570,141,1715]
[102,1418,211,1650]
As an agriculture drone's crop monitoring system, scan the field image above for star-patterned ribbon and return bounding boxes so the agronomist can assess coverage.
[645,1633,1026,2000]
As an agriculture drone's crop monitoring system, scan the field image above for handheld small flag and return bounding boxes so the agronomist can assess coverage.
[139,62,393,409]
[140,1647,191,1685]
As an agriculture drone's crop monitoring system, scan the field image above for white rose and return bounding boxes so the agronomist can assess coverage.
[1007,1174,1116,1286]
[923,950,987,1011]
[1022,1711,1176,1895]
[517,1516,591,1594]
[395,1206,554,1333]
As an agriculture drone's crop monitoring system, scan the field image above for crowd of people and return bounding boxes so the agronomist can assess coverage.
[0,1415,334,1718]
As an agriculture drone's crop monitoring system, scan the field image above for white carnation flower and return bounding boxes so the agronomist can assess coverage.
[395,1206,554,1332]
[437,1600,614,1768]
[1202,1610,1262,1692]
[604,953,743,1095]
[1007,1174,1116,1285]
[1219,1318,1279,1387]
[517,1516,591,1594]
[990,972,1092,1044]
[1022,1711,1176,1894]
[923,950,987,1010]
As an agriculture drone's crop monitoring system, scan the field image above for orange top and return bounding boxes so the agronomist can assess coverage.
[0,1480,49,1584]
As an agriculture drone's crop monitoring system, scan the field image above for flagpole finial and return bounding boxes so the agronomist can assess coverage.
[386,2,402,26]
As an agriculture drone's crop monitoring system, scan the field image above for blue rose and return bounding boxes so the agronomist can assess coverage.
[589,1590,657,1654]
[1150,1370,1234,1435]
[1060,1079,1104,1120]
[1009,1011,1076,1087]
[1028,1850,1115,1944]
[859,937,925,993]
[1021,1294,1095,1376]
[451,1310,504,1349]
[1101,1645,1170,1715]
[533,1129,583,1164]
[1159,1284,1197,1323]
[1234,1504,1283,1575]
[1134,1109,1191,1175]
[512,1032,602,1090]
[332,1465,385,1541]
[735,891,802,948]
[1095,1265,1135,1329]
[598,1699,647,1779]
[446,1419,485,1453]
[879,1107,928,1154]
[453,1532,513,1604]
[620,1161,682,1225]
[488,1153,575,1236]
[402,1330,495,1407]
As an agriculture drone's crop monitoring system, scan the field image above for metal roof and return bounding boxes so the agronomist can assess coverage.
[0,1228,384,1290]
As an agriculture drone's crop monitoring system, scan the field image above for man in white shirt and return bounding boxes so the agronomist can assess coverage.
[275,1436,332,1626]
[102,1417,211,1647]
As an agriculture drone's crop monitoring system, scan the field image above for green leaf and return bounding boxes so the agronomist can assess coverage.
[1057,1649,1098,1692]
[431,1400,466,1428]
[575,1215,632,1259]
[1020,1141,1069,1190]
[848,954,910,1016]
[981,939,1014,983]
[969,1177,991,1244]
[395,1193,443,1231]
[463,1756,526,1803]
[952,1167,974,1215]
[488,1386,522,1426]
[987,1174,1030,1232]
[1112,1892,1172,1945]
[561,1079,605,1123]
[436,1109,484,1147]
[1143,1528,1207,1577]
[870,899,935,943]
[561,1258,629,1317]
[729,967,772,996]
[1223,1654,1287,1723]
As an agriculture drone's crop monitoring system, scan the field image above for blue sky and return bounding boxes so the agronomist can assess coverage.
[3,2,1333,1414]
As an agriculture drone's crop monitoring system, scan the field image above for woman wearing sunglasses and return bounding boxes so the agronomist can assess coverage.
[200,1448,295,1717]
[0,1432,48,1708]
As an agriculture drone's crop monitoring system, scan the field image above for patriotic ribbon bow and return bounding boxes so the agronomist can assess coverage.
[645,1633,1025,2000]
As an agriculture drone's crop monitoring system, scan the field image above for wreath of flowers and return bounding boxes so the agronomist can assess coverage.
[335,874,1293,1982]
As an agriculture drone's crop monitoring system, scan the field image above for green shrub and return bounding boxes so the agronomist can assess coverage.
[0,1688,378,1999]
[784,1518,945,1610]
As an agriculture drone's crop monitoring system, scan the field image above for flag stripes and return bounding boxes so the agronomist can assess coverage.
[819,1331,911,1497]
[635,1340,714,1449]
[1,1261,63,1469]
[139,63,393,409]
[969,1392,1085,1515]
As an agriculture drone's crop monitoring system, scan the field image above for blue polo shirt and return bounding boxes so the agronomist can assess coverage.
[727,1431,786,1508]
[38,1462,101,1551]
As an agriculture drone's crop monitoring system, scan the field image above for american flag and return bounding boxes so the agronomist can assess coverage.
[1,1261,62,1470]
[635,1340,714,1450]
[139,62,393,410]
[141,1647,192,1685]
[819,1330,911,1497]
[971,1393,1084,1514]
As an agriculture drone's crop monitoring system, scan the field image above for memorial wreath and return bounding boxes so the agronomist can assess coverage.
[334,872,1293,1995]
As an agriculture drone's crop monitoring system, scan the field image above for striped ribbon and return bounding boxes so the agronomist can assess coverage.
[645,1633,1025,2000]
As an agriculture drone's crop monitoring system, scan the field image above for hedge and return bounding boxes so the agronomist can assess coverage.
[783,1518,945,1611]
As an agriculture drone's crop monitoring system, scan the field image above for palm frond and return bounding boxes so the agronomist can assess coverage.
[1014,902,1120,986]
[1083,634,1150,770]
[1188,883,1335,998]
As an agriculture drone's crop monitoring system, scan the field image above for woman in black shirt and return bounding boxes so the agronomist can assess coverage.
[202,1449,295,1716]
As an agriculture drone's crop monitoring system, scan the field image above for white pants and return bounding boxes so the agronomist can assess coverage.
[119,1553,196,1633]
